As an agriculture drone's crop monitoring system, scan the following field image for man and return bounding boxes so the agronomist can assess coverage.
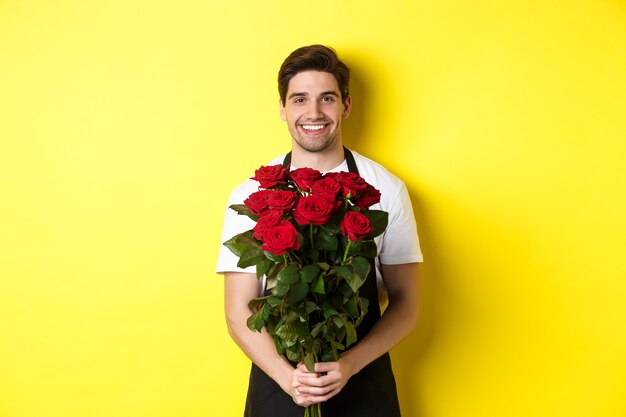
[216,45,423,417]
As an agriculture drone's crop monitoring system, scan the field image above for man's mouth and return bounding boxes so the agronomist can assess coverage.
[299,124,329,135]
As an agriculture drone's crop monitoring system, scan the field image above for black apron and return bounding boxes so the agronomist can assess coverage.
[244,148,401,417]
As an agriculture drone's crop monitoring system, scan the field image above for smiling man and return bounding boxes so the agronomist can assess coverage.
[216,45,423,417]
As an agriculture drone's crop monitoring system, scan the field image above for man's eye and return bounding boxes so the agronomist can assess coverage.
[322,96,335,102]
[294,98,305,104]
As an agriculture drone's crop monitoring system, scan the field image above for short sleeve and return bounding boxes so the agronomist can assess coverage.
[377,182,423,265]
[215,184,257,274]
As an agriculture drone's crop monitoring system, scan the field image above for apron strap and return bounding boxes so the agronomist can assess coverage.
[282,147,359,174]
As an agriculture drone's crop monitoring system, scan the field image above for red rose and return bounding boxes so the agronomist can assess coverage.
[354,184,381,210]
[251,165,289,188]
[253,210,283,240]
[293,195,334,226]
[268,190,297,212]
[341,211,373,241]
[244,190,273,216]
[334,172,368,197]
[262,220,301,255]
[290,167,322,191]
[311,177,341,199]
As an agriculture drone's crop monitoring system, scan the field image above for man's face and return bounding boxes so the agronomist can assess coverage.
[280,70,351,154]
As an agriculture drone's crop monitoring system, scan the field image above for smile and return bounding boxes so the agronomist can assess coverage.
[300,124,329,133]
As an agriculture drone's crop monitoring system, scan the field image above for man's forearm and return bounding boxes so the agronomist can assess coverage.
[224,272,295,394]
[341,263,420,375]
[226,304,294,393]
[341,294,417,374]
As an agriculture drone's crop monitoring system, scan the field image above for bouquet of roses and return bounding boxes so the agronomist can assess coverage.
[224,164,388,417]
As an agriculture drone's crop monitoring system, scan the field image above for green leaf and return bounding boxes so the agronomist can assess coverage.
[304,301,320,314]
[261,303,270,321]
[319,233,338,251]
[336,265,354,280]
[246,309,265,332]
[351,257,371,280]
[356,298,369,326]
[311,275,325,294]
[320,223,340,235]
[311,322,326,338]
[229,204,259,221]
[357,241,377,258]
[272,335,285,355]
[340,264,366,293]
[363,210,388,239]
[238,246,265,269]
[322,307,339,319]
[344,320,357,347]
[286,348,300,361]
[256,257,273,279]
[274,281,289,297]
[275,323,308,343]
[265,277,277,291]
[223,230,261,257]
[300,265,320,283]
[264,251,284,263]
[277,264,299,285]
[267,296,282,307]
[247,296,268,311]
[344,297,358,317]
[304,352,315,372]
[332,316,344,328]
[287,281,309,304]
[329,340,344,360]
[316,262,331,271]
[330,340,345,352]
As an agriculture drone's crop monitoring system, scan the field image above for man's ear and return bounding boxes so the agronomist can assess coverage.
[342,95,352,119]
[279,99,287,121]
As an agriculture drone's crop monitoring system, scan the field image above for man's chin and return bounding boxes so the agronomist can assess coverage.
[294,137,334,153]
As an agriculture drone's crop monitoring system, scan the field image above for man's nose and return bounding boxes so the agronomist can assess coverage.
[305,101,324,119]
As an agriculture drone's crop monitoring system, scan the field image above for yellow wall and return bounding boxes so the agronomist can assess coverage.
[1,1,625,416]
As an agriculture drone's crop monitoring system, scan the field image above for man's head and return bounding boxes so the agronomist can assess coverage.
[278,45,350,105]
[278,46,352,156]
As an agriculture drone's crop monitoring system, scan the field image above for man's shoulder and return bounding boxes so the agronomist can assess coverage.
[350,149,406,190]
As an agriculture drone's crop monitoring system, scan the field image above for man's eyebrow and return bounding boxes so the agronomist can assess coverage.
[287,92,308,99]
[287,91,339,99]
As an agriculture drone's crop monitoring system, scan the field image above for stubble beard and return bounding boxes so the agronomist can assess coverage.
[290,122,341,154]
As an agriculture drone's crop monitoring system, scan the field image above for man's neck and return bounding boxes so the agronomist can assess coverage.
[290,140,345,171]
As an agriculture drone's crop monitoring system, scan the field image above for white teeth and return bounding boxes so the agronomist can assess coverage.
[301,124,326,131]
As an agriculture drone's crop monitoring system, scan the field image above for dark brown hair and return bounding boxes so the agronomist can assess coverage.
[278,45,350,104]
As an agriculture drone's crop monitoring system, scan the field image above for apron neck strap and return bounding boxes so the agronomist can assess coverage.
[282,147,359,174]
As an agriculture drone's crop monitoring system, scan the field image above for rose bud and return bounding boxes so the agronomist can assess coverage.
[261,220,301,256]
[267,190,297,212]
[244,190,273,217]
[251,165,289,188]
[311,177,342,198]
[290,167,322,191]
[334,172,368,197]
[253,210,283,240]
[354,184,381,210]
[293,195,334,226]
[340,211,373,242]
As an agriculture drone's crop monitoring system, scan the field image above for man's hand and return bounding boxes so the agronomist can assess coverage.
[290,359,355,405]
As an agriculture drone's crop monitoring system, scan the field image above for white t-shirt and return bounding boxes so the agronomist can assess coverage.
[216,149,423,301]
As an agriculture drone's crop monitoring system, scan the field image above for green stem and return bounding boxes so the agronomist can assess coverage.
[283,253,288,266]
[309,223,314,248]
[342,240,352,263]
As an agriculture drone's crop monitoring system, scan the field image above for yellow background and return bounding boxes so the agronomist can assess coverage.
[1,1,625,416]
